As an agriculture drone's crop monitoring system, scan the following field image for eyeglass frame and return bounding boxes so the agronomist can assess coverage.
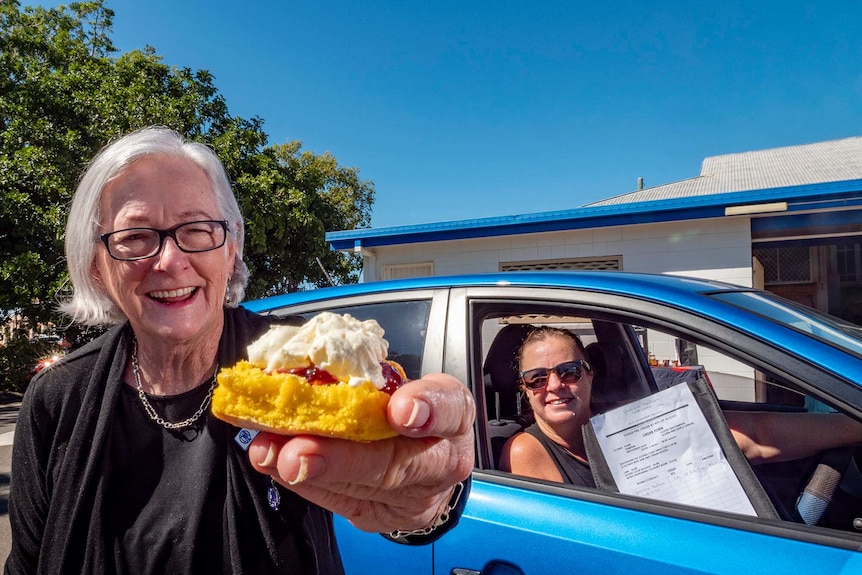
[99,219,229,261]
[519,359,591,390]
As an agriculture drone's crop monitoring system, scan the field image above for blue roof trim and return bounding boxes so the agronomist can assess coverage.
[326,179,862,250]
[752,207,862,233]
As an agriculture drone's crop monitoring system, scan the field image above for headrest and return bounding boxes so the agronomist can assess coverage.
[586,341,631,413]
[483,324,534,394]
[584,342,603,374]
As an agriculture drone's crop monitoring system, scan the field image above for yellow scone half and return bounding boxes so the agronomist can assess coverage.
[211,312,407,442]
[212,360,398,441]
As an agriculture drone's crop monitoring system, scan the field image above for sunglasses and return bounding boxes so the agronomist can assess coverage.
[519,359,591,390]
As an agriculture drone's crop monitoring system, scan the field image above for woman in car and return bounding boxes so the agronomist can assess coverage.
[499,326,862,486]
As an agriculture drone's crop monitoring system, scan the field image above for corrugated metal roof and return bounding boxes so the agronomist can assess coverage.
[326,178,862,250]
[327,136,862,250]
[588,136,862,206]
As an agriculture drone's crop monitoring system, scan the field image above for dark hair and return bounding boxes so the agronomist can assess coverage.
[517,326,591,370]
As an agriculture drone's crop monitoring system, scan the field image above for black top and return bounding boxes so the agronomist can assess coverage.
[5,307,344,575]
[105,382,229,572]
[524,424,595,487]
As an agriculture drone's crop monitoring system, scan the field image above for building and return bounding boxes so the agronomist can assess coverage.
[327,136,862,322]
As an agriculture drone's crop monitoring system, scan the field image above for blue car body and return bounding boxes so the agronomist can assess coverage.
[244,272,862,574]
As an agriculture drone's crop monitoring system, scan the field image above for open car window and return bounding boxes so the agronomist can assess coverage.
[638,323,818,410]
[479,305,862,535]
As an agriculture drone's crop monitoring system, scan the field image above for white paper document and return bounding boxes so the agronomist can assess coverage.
[590,384,757,516]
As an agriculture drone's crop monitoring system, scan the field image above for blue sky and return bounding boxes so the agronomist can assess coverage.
[106,1,862,229]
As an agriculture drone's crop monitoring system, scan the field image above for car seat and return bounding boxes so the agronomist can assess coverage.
[483,323,534,467]
[586,341,638,414]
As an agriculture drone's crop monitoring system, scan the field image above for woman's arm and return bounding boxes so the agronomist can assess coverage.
[5,390,51,574]
[724,410,862,465]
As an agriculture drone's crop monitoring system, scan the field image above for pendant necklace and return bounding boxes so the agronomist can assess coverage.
[131,337,218,430]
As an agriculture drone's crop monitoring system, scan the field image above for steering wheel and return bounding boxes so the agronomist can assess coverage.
[795,446,862,532]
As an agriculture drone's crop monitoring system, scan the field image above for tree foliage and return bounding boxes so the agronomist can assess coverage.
[236,141,372,296]
[0,0,371,342]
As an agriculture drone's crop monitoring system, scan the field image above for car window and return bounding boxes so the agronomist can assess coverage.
[296,300,431,380]
[638,323,824,411]
[710,291,862,358]
[635,323,862,527]
[480,314,654,432]
[479,306,862,536]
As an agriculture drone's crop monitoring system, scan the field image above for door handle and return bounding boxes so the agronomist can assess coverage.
[452,560,524,575]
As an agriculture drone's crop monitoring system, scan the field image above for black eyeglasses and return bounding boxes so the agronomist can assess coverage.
[100,220,229,261]
[519,359,591,390]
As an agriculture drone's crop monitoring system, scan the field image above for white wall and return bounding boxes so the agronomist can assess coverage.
[363,216,754,287]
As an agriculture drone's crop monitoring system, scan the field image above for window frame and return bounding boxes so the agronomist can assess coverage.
[463,284,862,547]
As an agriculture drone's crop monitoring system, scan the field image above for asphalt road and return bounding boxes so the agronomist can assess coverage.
[0,397,21,566]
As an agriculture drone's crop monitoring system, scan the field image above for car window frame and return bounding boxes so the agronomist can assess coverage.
[460,284,862,550]
[259,288,450,380]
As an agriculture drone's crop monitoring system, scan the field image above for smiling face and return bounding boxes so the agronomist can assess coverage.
[93,154,237,348]
[519,331,593,441]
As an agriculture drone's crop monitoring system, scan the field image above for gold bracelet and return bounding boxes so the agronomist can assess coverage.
[388,481,465,539]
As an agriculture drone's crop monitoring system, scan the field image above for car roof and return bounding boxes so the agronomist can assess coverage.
[242,270,748,313]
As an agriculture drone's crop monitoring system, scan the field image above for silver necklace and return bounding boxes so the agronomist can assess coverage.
[131,338,218,430]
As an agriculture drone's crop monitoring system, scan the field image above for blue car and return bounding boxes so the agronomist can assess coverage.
[244,271,862,575]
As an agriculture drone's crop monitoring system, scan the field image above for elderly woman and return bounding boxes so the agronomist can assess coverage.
[6,127,474,574]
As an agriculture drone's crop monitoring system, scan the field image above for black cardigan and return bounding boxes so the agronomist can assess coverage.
[5,307,343,574]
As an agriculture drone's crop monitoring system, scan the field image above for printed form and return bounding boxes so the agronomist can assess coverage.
[590,384,757,516]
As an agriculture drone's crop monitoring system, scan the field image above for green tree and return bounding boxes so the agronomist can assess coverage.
[235,141,370,296]
[0,0,371,359]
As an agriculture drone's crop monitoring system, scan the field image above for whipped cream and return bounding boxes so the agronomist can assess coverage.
[247,312,390,389]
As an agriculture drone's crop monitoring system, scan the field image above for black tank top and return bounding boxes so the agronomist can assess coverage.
[525,424,596,487]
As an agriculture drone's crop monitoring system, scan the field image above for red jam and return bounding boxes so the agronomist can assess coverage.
[380,362,404,395]
[285,366,338,384]
[282,362,404,395]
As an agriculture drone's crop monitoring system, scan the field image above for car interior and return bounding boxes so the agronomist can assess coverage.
[481,313,657,467]
[478,308,862,535]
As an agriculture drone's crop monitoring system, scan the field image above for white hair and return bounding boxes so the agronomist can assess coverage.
[60,126,248,325]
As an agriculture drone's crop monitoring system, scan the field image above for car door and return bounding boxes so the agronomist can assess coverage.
[262,288,449,574]
[432,285,862,575]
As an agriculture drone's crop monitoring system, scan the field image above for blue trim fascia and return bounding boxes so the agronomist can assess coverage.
[327,179,862,250]
[753,236,862,249]
[752,206,862,233]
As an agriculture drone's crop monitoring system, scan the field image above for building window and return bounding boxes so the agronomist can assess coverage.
[834,243,861,283]
[500,256,622,272]
[381,262,434,280]
[752,247,812,284]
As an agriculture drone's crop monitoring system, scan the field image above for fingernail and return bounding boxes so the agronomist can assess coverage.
[403,398,430,429]
[289,455,325,485]
[259,443,278,467]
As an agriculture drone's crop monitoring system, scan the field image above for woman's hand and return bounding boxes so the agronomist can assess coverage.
[248,373,475,533]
